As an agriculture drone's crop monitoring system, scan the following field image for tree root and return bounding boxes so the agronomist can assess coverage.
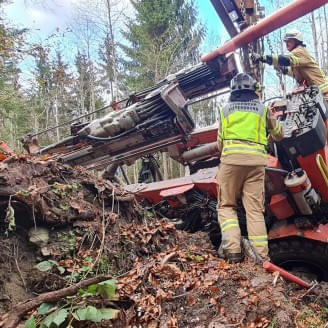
[0,274,112,328]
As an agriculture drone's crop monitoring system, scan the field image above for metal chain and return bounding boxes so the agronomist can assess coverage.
[266,35,274,55]
[265,22,285,93]
[239,0,246,19]
[239,0,255,56]
[257,0,285,94]
[239,0,263,85]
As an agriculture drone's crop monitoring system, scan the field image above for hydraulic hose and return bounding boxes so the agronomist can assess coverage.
[316,154,328,187]
[85,112,171,142]
[137,113,171,129]
[86,127,137,142]
[264,167,289,176]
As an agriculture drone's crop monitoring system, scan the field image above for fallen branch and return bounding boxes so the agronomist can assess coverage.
[114,195,135,202]
[160,251,178,268]
[0,274,112,328]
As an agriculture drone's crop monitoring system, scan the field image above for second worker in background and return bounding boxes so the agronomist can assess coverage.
[252,29,328,101]
[217,73,284,263]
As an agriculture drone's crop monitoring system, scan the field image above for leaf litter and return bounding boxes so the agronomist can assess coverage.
[0,156,327,327]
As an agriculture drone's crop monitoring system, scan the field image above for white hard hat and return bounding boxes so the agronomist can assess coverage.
[230,73,257,94]
[284,29,303,43]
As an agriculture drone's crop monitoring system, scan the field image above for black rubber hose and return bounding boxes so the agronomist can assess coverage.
[265,167,289,175]
[86,127,137,142]
[85,112,170,142]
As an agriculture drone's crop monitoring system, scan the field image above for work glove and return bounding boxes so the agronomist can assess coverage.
[251,53,265,64]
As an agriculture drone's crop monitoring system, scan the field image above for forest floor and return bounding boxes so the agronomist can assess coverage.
[0,156,327,328]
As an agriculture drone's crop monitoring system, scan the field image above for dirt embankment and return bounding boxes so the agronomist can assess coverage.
[0,157,327,328]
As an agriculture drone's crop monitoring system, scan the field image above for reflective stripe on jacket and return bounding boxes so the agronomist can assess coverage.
[273,46,328,94]
[221,140,267,158]
[218,100,268,157]
[217,101,283,166]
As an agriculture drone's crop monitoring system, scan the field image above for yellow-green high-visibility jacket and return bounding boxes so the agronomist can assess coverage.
[218,100,283,166]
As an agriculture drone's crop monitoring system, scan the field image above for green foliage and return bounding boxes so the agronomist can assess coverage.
[24,316,36,328]
[59,203,69,211]
[0,85,36,150]
[320,307,328,322]
[35,260,58,272]
[57,230,77,254]
[185,251,204,262]
[16,189,30,196]
[295,306,328,328]
[74,52,105,113]
[79,279,118,300]
[120,0,205,90]
[98,258,113,274]
[24,280,119,327]
[74,306,118,322]
[38,303,56,316]
[51,182,81,198]
[98,279,118,299]
[40,308,68,328]
[0,21,38,150]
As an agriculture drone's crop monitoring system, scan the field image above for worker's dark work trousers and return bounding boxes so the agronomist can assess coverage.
[217,163,269,259]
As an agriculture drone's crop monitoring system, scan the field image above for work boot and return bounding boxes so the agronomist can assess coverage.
[226,253,244,263]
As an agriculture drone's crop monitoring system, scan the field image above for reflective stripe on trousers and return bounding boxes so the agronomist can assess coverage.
[217,163,268,259]
[220,218,239,232]
[249,235,268,247]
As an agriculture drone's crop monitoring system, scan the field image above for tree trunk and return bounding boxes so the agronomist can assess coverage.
[310,11,319,63]
[105,0,118,100]
[162,152,168,180]
[179,163,185,177]
[318,10,325,69]
[133,162,137,184]
[168,157,173,178]
[54,87,60,142]
[324,6,328,72]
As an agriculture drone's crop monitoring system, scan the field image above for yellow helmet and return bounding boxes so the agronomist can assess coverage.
[284,29,303,43]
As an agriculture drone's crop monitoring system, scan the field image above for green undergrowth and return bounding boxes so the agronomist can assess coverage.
[24,279,119,328]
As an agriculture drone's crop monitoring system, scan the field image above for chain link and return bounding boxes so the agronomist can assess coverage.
[239,0,247,22]
[239,0,255,55]
[265,19,285,93]
[239,0,263,84]
[266,35,274,55]
[257,0,285,94]
[237,0,285,95]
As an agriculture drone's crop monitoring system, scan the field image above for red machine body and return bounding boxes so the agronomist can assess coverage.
[127,85,328,280]
[0,140,12,161]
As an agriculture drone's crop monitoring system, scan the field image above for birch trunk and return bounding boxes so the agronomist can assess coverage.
[105,0,118,100]
[310,11,319,63]
[162,152,168,180]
